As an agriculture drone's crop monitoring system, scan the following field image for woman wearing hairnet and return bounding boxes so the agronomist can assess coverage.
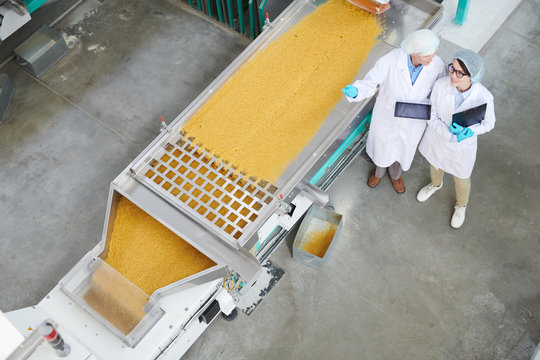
[417,49,496,228]
[342,29,445,193]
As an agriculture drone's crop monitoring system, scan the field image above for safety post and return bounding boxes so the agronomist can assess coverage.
[196,0,202,11]
[216,0,224,22]
[226,0,235,28]
[237,0,245,34]
[248,0,256,39]
[187,0,193,7]
[206,0,213,17]
[453,0,471,25]
[258,0,268,32]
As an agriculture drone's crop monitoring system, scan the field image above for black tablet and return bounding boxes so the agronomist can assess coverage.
[394,102,431,120]
[452,103,487,127]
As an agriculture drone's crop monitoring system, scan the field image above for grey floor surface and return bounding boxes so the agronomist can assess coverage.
[1,0,539,359]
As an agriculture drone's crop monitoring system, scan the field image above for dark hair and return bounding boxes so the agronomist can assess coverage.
[456,59,470,76]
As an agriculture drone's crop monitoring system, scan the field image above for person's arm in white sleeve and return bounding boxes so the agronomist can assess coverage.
[345,53,391,102]
[468,94,495,136]
[426,85,453,141]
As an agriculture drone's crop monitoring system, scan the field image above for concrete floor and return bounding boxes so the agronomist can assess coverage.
[1,0,539,359]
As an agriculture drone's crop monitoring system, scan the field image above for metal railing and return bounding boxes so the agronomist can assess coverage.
[179,0,263,39]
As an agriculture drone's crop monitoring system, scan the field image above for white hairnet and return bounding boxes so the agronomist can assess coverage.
[401,29,440,55]
[455,49,485,83]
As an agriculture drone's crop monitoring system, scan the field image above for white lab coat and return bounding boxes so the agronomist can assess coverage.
[418,77,496,178]
[346,48,445,170]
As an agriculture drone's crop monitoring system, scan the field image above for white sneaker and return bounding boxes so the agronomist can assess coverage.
[451,205,467,228]
[416,182,443,202]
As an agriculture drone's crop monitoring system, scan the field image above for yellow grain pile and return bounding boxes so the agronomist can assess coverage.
[183,0,382,183]
[301,219,338,258]
[104,197,216,295]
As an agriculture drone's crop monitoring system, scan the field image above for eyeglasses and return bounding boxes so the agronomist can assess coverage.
[448,64,468,79]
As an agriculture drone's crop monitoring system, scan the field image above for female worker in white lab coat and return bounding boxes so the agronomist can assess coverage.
[342,29,445,194]
[417,49,496,228]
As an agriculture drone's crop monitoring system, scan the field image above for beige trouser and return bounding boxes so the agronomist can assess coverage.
[430,164,471,207]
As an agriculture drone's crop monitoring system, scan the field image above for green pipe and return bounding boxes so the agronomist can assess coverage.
[454,0,471,25]
[310,111,372,185]
[187,0,193,7]
[226,0,234,28]
[216,0,224,22]
[206,0,213,16]
[237,0,245,34]
[258,0,268,32]
[248,0,256,39]
[196,0,202,11]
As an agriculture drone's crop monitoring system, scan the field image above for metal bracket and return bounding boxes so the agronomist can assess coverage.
[296,180,329,207]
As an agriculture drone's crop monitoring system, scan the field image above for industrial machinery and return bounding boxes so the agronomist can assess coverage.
[0,0,48,40]
[347,0,391,15]
[3,0,442,358]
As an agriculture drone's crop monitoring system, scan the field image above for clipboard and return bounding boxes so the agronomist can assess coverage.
[394,102,431,120]
[452,103,487,127]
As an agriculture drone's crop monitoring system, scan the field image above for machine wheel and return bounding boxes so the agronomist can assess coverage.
[221,308,238,321]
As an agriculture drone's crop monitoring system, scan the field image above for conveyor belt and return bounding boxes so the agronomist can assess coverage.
[38,0,444,353]
[126,0,443,255]
[107,0,445,279]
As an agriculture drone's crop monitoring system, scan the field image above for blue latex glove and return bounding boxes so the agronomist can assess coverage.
[342,85,358,98]
[449,122,463,134]
[457,128,474,142]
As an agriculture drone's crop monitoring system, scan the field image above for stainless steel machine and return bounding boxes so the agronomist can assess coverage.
[4,0,442,358]
[0,0,49,40]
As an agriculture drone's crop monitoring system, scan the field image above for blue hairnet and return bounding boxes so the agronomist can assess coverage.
[454,49,485,83]
[400,29,440,55]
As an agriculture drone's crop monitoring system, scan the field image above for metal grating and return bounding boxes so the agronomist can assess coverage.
[134,137,280,245]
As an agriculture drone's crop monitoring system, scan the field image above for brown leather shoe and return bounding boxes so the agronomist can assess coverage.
[391,176,405,194]
[367,172,381,188]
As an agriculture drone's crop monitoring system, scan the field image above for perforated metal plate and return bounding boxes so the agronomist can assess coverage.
[133,137,280,246]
